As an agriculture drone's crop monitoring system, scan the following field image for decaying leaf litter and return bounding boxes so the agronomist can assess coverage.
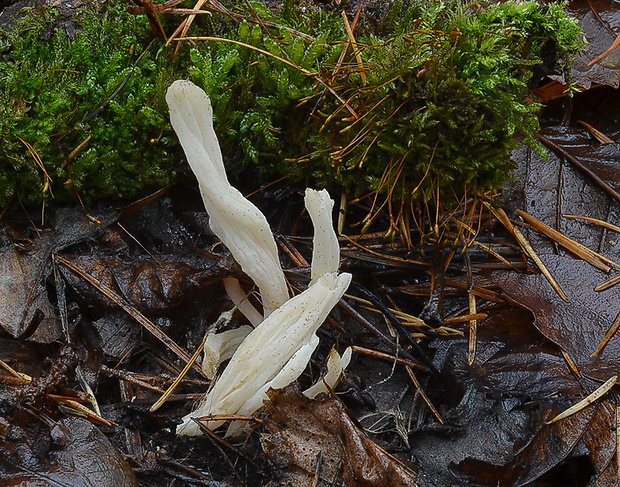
[0,0,620,486]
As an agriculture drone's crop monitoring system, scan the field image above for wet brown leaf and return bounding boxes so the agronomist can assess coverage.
[582,400,617,484]
[565,0,620,89]
[589,461,620,487]
[493,256,619,382]
[0,209,114,342]
[452,401,598,486]
[431,305,580,400]
[0,416,137,486]
[539,126,620,204]
[262,386,418,487]
[59,255,227,316]
[0,244,59,342]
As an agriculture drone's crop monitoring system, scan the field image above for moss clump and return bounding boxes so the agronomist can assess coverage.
[188,0,584,204]
[0,2,181,205]
[0,0,585,208]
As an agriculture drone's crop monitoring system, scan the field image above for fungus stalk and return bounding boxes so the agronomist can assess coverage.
[166,80,289,318]
[166,80,351,437]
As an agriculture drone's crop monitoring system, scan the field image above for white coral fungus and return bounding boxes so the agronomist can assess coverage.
[166,80,289,318]
[166,80,351,437]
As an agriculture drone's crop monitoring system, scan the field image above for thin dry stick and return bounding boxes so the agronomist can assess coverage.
[590,310,620,357]
[55,255,204,376]
[545,375,617,424]
[150,334,207,412]
[406,366,443,424]
[486,203,569,302]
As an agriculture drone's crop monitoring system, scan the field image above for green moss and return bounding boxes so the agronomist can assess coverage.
[0,0,585,207]
[0,2,182,204]
[184,0,585,204]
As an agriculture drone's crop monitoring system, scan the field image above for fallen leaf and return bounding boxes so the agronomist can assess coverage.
[563,0,620,89]
[493,256,619,382]
[452,401,599,486]
[581,400,617,484]
[539,126,620,204]
[0,209,114,342]
[262,386,418,487]
[0,416,137,486]
[59,255,227,316]
[431,305,580,400]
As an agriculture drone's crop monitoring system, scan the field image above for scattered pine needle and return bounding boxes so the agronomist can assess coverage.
[51,396,117,427]
[346,294,426,326]
[406,366,443,425]
[587,32,620,66]
[0,358,31,382]
[350,345,427,371]
[341,10,366,86]
[595,273,620,292]
[545,375,617,425]
[175,35,360,119]
[516,209,615,273]
[486,203,569,302]
[590,310,620,357]
[576,120,615,144]
[17,136,53,196]
[444,313,488,324]
[560,349,581,378]
[563,214,620,235]
[151,333,207,412]
[467,291,477,366]
[55,255,204,376]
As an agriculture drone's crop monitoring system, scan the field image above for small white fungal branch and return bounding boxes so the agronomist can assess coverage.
[305,188,340,284]
[167,80,352,437]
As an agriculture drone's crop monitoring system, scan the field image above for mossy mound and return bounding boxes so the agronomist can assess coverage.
[0,0,585,207]
[0,1,181,204]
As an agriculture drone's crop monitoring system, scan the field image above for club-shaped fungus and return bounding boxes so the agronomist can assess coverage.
[166,80,351,436]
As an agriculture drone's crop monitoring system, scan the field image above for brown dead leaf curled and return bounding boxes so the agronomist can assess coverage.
[452,401,599,486]
[0,209,115,342]
[0,245,59,342]
[261,386,418,487]
[0,416,137,486]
